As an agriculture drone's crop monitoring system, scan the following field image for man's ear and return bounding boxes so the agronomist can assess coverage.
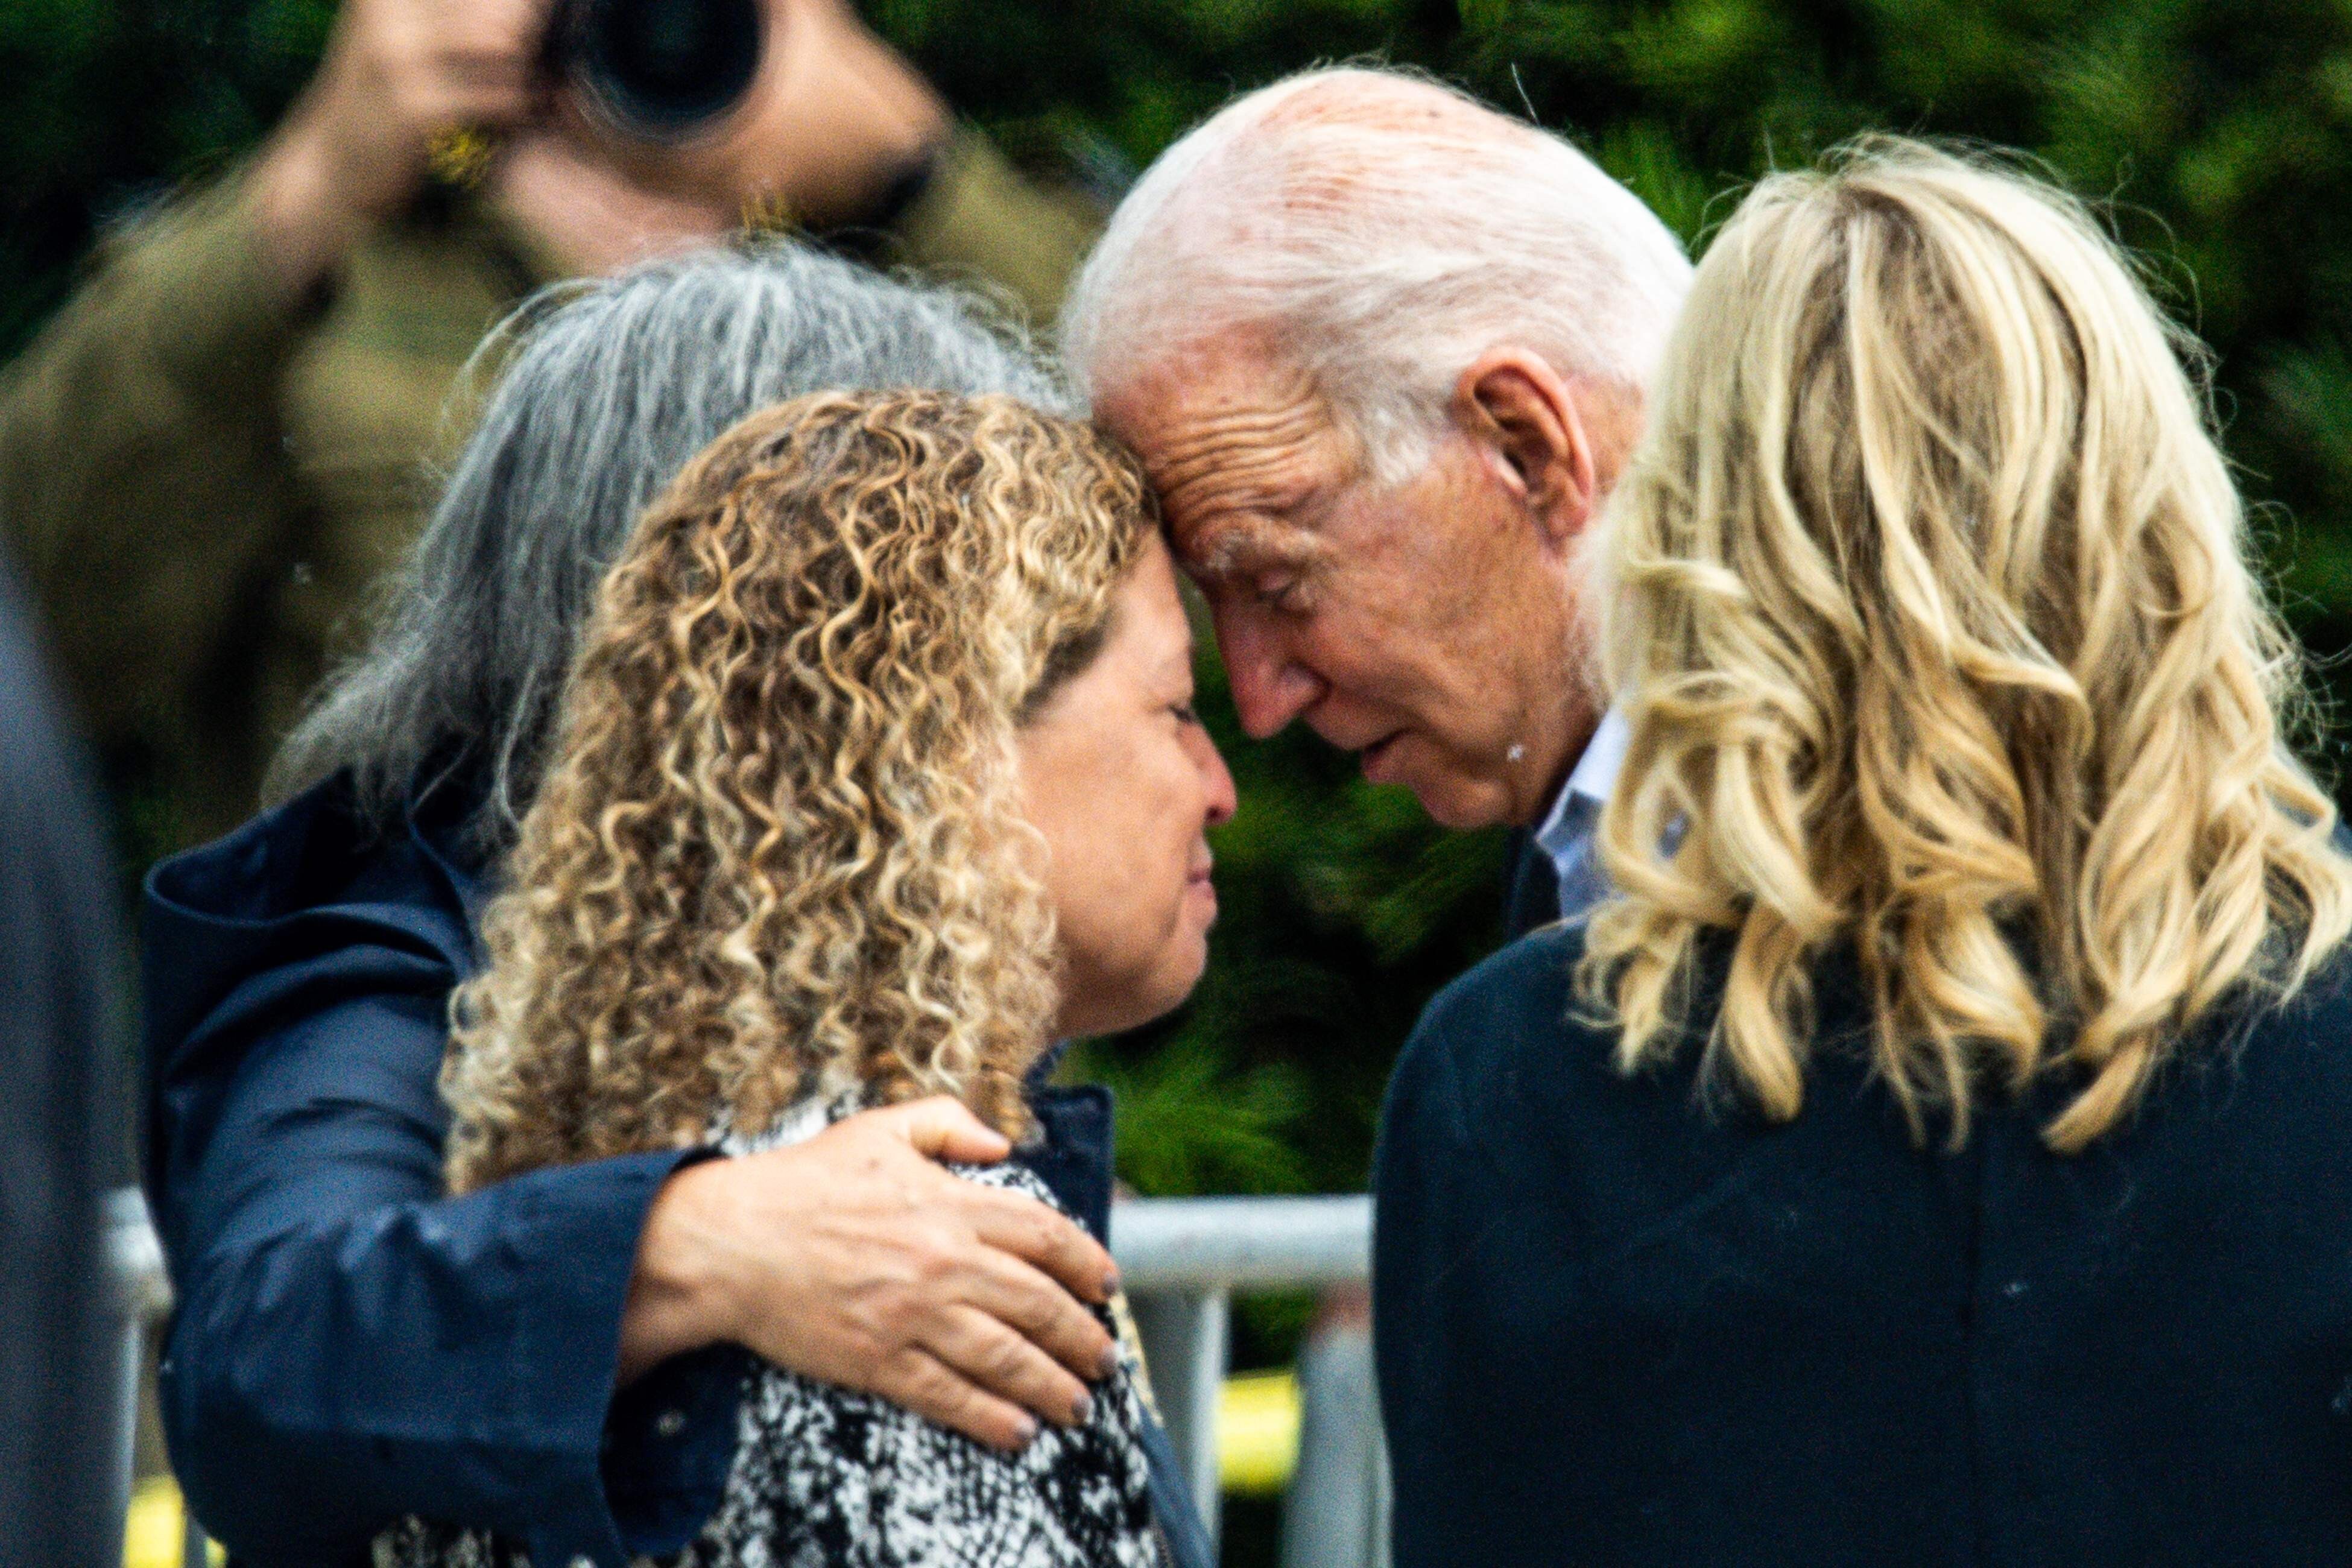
[1452,348,1598,551]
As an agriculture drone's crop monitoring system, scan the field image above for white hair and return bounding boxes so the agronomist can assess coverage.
[1059,65,1695,482]
[271,239,1063,849]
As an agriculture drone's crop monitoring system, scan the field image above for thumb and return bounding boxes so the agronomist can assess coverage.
[883,1095,1013,1165]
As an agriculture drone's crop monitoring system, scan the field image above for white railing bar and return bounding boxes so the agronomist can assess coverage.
[1113,1195,1381,1561]
[1111,1195,1373,1292]
[107,1186,171,1318]
[109,1192,1381,1323]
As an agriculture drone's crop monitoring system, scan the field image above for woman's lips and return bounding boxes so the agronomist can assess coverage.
[1186,862,1218,919]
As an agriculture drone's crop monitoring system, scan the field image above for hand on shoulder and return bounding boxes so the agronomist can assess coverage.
[620,1095,1124,1452]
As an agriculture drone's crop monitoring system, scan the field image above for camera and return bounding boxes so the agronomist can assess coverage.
[546,0,766,139]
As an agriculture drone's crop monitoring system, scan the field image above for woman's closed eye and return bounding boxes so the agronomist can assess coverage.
[1168,701,1201,727]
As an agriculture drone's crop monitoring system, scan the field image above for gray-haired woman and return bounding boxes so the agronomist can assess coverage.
[139,241,1213,1568]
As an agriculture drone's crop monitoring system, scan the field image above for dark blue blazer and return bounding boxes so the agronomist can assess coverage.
[142,777,1212,1568]
[1374,922,2352,1566]
[1500,827,1560,942]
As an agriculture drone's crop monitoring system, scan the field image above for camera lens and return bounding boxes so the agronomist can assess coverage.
[569,0,763,137]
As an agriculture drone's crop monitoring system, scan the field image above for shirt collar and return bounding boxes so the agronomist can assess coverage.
[1532,705,1630,869]
[1563,704,1631,805]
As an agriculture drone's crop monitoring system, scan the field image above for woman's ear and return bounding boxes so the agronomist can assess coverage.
[1453,347,1600,552]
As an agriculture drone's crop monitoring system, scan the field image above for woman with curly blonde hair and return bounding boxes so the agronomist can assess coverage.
[385,388,1233,1568]
[1376,139,2352,1564]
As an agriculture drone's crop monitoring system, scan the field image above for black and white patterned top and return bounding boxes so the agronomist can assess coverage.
[375,1099,1167,1568]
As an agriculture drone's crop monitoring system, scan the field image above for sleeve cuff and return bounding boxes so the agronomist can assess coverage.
[500,1147,744,1563]
[602,1343,750,1555]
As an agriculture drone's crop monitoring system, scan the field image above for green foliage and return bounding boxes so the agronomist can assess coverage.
[0,0,324,349]
[13,0,2352,1202]
[1063,1037,1311,1198]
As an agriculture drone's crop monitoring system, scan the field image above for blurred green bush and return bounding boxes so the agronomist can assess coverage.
[10,0,2352,1204]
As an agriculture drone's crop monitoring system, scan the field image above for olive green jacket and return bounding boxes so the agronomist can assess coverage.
[0,131,1094,849]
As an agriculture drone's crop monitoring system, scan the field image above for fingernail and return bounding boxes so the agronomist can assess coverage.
[1102,1270,1122,1297]
[1096,1342,1121,1379]
[1013,1414,1038,1447]
[1072,1391,1094,1425]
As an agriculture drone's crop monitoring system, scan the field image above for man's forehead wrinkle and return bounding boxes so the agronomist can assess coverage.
[1146,378,1335,531]
[1157,440,1320,563]
[1151,399,1327,493]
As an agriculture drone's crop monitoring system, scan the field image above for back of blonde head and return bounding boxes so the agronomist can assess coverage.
[1583,139,2352,1152]
[441,391,1150,1192]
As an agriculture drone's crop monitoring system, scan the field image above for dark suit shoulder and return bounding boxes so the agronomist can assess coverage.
[1377,920,1730,1234]
[1391,921,1588,1096]
[2239,936,2352,1052]
[1382,925,1575,1171]
[1392,917,1726,1128]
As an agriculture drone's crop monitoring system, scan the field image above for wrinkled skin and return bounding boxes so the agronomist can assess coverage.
[1096,330,1635,830]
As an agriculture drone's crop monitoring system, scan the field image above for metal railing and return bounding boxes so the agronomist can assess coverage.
[104,1188,1387,1568]
[1111,1193,1385,1563]
[104,1189,203,1568]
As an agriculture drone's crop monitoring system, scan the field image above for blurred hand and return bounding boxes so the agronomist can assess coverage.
[250,0,555,297]
[618,1096,1122,1451]
[736,0,949,228]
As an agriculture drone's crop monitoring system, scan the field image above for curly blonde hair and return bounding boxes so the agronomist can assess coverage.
[441,390,1152,1192]
[1581,139,2352,1152]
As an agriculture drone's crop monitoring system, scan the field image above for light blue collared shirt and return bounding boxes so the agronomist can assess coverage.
[1531,705,1630,920]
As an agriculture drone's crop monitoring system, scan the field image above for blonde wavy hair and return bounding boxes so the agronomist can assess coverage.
[1580,139,2352,1152]
[441,390,1151,1193]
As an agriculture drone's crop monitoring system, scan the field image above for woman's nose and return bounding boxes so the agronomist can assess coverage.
[1193,726,1239,829]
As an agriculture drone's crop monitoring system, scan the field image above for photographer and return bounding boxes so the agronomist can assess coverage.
[0,0,1094,851]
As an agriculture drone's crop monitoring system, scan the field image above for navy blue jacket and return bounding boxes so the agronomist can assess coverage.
[143,777,1212,1568]
[1376,922,2352,1566]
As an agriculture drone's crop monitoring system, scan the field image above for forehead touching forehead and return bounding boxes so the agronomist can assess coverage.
[1110,532,1206,673]
[1116,341,1353,587]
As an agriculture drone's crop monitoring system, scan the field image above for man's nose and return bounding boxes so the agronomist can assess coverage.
[1215,609,1324,740]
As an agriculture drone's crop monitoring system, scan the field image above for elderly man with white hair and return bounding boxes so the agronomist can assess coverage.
[1061,65,1687,928]
[1059,61,1692,1560]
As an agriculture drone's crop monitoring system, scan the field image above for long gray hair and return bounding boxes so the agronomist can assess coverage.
[270,239,1067,850]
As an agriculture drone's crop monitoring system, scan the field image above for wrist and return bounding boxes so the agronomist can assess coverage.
[619,1159,738,1382]
[247,101,411,301]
